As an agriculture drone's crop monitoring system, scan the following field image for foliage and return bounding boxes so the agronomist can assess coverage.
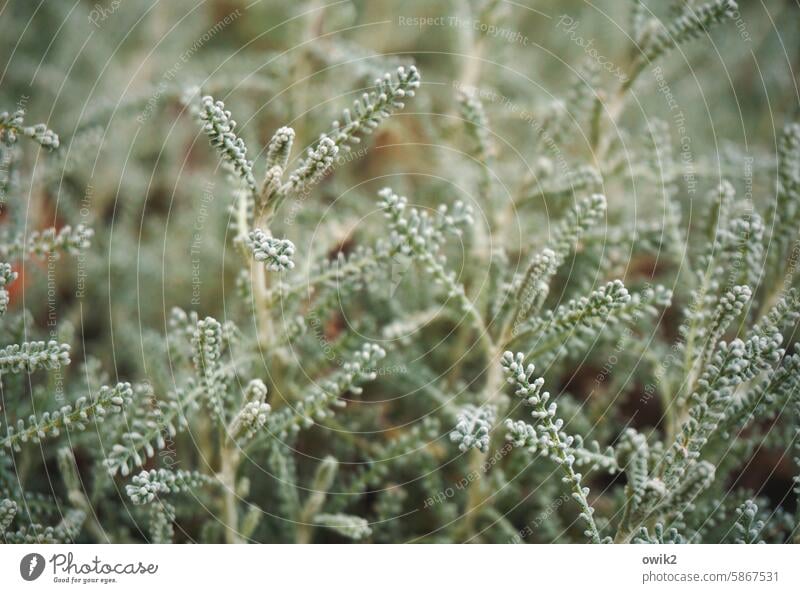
[1,0,798,544]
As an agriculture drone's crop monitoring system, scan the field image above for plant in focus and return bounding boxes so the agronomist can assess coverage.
[1,0,799,544]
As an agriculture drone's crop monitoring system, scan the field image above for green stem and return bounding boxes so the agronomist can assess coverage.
[219,441,242,544]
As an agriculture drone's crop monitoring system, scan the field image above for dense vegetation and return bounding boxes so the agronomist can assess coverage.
[1,0,799,543]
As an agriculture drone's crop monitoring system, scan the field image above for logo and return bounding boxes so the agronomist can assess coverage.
[20,553,46,581]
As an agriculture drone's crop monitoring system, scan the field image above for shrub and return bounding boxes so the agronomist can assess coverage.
[1,0,798,544]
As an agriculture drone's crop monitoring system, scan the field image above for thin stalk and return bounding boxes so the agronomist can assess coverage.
[457,346,503,541]
[219,439,243,544]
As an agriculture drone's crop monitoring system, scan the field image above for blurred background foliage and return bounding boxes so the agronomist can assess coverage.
[1,0,799,542]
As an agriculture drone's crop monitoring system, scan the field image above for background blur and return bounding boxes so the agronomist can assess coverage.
[1,0,799,542]
[2,0,798,378]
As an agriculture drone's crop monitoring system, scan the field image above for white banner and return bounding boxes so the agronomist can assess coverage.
[1,544,798,592]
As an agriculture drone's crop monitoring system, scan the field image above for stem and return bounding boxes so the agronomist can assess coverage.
[457,346,503,541]
[542,417,602,544]
[219,443,242,544]
[252,261,273,347]
[295,523,313,544]
[614,487,638,543]
[246,193,276,349]
[419,251,492,354]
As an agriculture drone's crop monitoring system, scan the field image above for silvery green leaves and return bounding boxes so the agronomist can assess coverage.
[777,123,800,198]
[267,343,386,439]
[510,248,557,323]
[228,379,271,443]
[505,194,606,321]
[0,498,16,534]
[327,65,420,151]
[2,382,132,452]
[617,429,650,517]
[662,320,785,496]
[505,419,538,450]
[0,340,70,374]
[633,1,738,78]
[458,90,492,163]
[720,350,800,441]
[314,513,372,540]
[0,109,59,149]
[497,194,610,339]
[0,110,25,146]
[0,105,105,545]
[685,183,764,321]
[523,166,603,204]
[679,339,775,461]
[198,95,256,191]
[280,65,420,198]
[549,194,607,261]
[284,137,339,195]
[0,263,17,315]
[100,375,194,479]
[379,188,474,257]
[194,64,421,273]
[148,502,176,544]
[511,280,633,362]
[101,316,237,483]
[766,123,800,282]
[293,456,346,543]
[652,0,738,57]
[0,224,94,261]
[5,5,800,545]
[266,126,295,170]
[633,523,685,544]
[690,284,752,375]
[733,500,764,544]
[794,398,800,525]
[1,509,84,544]
[504,418,617,473]
[501,352,604,543]
[192,316,223,371]
[247,229,295,271]
[190,316,238,419]
[378,187,479,321]
[451,404,495,452]
[126,469,215,505]
[305,456,338,519]
[502,352,547,406]
[257,126,296,206]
